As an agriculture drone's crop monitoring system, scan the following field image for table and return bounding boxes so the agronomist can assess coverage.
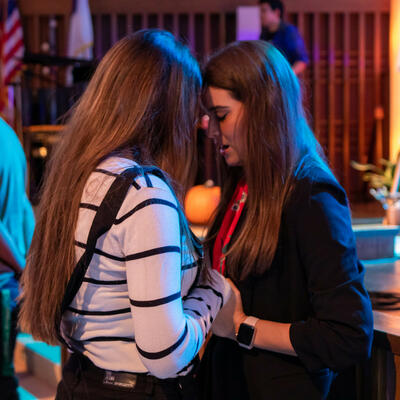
[363,260,400,400]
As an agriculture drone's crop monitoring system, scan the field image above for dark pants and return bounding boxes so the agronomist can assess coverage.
[56,352,197,400]
[198,335,334,400]
[0,291,19,400]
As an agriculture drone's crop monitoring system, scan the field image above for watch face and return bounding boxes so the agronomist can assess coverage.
[237,323,255,346]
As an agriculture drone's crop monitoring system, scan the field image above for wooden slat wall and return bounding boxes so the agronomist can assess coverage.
[343,13,351,192]
[18,0,391,200]
[289,11,390,199]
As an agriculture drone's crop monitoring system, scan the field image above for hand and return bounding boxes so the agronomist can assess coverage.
[211,278,246,340]
[211,284,236,339]
[226,278,247,333]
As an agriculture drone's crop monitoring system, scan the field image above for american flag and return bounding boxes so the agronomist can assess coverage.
[1,0,24,85]
[0,0,24,124]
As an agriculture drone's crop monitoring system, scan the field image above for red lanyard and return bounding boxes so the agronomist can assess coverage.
[212,179,248,275]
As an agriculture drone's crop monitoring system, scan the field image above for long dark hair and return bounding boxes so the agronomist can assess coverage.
[204,40,329,281]
[20,30,202,344]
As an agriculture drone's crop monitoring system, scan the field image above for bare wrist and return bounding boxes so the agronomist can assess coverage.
[234,314,247,334]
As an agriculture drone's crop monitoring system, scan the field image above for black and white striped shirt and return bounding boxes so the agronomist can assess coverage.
[61,157,230,378]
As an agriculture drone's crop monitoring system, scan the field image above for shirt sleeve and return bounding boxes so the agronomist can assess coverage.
[287,25,309,64]
[120,185,230,378]
[0,219,25,269]
[289,181,373,373]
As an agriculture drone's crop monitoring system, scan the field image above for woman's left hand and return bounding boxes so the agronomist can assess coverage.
[211,278,246,340]
[226,278,247,334]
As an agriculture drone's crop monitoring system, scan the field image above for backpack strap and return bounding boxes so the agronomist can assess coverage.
[55,164,201,349]
[56,166,142,348]
[142,166,204,261]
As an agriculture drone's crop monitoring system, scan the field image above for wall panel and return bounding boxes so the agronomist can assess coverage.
[18,0,391,200]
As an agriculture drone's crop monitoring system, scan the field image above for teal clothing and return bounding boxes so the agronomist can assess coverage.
[0,118,35,308]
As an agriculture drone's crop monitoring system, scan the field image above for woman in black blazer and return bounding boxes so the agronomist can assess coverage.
[199,40,373,399]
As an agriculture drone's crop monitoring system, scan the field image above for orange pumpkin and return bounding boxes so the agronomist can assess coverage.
[184,180,221,225]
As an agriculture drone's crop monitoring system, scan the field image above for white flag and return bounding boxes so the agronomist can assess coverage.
[66,0,93,85]
[67,0,93,59]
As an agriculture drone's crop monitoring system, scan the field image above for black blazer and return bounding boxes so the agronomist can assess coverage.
[199,167,374,400]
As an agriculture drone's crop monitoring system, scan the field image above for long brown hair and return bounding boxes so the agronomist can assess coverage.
[20,29,202,344]
[204,41,329,281]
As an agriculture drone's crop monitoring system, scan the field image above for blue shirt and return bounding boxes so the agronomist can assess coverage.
[260,22,309,66]
[0,118,35,308]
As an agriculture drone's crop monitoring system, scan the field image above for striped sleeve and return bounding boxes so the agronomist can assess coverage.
[120,185,230,378]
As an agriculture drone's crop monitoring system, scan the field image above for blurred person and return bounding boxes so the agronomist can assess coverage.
[259,0,309,75]
[0,117,35,400]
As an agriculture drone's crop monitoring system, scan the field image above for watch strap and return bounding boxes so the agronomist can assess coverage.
[236,316,259,349]
[243,316,259,328]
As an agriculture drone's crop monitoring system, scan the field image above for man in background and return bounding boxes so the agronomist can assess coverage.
[0,117,35,399]
[259,0,309,76]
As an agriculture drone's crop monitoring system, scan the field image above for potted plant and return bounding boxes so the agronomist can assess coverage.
[351,158,400,224]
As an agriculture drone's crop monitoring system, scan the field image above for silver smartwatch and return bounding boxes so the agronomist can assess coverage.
[236,316,259,350]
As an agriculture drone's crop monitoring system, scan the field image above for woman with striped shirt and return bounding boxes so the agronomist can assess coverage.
[19,29,230,400]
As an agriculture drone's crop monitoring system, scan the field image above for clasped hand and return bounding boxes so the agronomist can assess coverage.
[211,278,247,340]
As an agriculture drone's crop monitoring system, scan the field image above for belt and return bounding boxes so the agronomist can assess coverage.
[70,352,180,393]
